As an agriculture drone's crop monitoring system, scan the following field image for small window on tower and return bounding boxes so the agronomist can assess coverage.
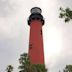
[40,30,42,35]
[29,43,32,49]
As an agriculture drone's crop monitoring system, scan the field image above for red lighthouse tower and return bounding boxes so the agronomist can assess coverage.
[28,7,45,64]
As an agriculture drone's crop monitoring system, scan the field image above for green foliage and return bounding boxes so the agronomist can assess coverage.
[63,65,72,72]
[18,53,47,72]
[6,65,13,72]
[18,53,31,72]
[59,7,72,22]
[32,64,47,72]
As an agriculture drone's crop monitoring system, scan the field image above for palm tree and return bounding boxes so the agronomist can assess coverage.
[18,53,31,72]
[6,65,13,72]
[18,53,47,72]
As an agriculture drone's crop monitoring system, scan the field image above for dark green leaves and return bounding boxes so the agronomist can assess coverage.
[6,65,13,72]
[59,7,72,22]
[63,65,72,72]
[18,53,47,72]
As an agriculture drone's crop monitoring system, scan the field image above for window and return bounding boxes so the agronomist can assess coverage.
[40,30,42,35]
[29,43,32,49]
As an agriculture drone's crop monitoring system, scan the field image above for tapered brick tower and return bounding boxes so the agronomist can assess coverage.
[28,7,45,64]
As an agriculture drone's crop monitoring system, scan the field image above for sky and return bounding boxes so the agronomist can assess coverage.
[0,0,72,72]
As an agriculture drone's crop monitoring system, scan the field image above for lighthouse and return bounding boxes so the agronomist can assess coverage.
[28,7,45,64]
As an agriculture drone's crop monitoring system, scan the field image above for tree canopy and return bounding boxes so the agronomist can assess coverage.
[6,65,13,72]
[18,53,47,72]
[59,7,72,22]
[63,65,72,72]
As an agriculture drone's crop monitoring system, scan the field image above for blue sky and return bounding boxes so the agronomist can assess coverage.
[0,0,72,72]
